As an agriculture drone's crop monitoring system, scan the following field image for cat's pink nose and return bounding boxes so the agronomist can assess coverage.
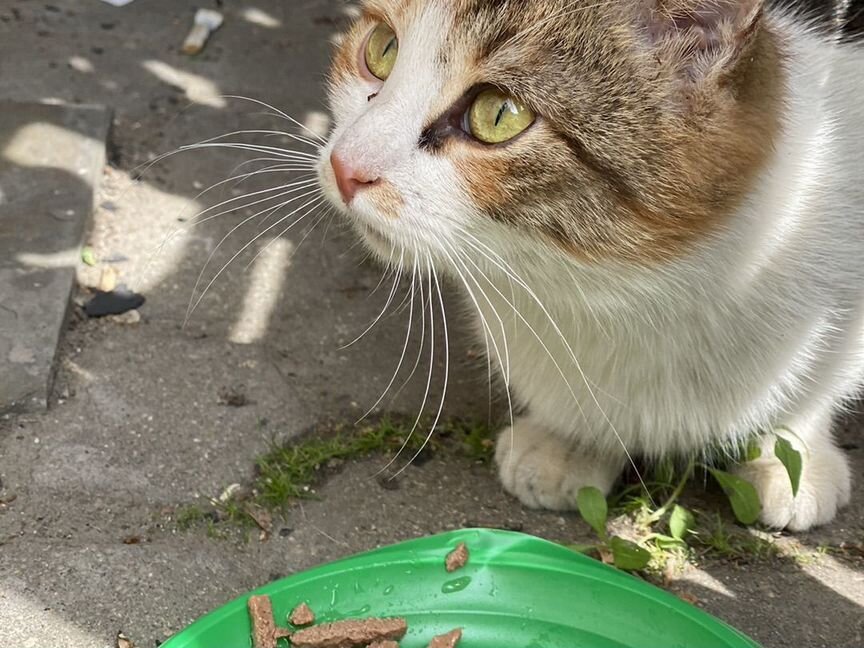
[330,151,379,204]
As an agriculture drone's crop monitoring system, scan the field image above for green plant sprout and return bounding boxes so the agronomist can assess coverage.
[572,429,804,572]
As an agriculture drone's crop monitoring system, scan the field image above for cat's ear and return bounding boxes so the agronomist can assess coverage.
[634,0,765,83]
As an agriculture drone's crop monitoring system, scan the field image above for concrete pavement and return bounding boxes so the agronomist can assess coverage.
[0,1,861,647]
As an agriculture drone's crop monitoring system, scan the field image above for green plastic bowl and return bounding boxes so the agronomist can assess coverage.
[162,529,760,648]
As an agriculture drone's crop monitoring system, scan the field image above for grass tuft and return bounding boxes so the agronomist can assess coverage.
[173,417,494,534]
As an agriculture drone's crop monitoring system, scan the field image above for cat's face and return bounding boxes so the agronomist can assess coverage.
[318,0,780,271]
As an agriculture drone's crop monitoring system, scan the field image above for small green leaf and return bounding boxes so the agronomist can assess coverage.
[81,246,97,267]
[709,468,762,525]
[610,536,651,571]
[669,505,695,540]
[774,436,803,497]
[653,535,685,550]
[576,487,608,540]
[745,439,762,462]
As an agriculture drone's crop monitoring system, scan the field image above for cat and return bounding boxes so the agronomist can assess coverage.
[316,0,864,531]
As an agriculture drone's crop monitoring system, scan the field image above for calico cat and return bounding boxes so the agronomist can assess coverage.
[317,0,864,531]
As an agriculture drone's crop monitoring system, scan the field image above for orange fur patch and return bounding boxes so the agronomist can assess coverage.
[368,180,404,218]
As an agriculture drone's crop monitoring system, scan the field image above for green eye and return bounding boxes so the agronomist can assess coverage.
[468,88,535,144]
[365,23,399,80]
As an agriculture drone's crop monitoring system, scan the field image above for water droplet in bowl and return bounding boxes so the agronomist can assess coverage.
[441,576,472,594]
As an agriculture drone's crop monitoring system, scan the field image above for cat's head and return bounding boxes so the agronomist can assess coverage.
[317,0,783,273]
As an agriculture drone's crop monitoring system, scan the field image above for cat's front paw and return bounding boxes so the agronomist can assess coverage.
[734,435,851,531]
[495,418,621,510]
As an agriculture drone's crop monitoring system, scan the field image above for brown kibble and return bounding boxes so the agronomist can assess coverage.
[445,543,469,573]
[366,642,400,648]
[248,595,292,648]
[289,602,316,627]
[428,629,462,648]
[291,618,407,648]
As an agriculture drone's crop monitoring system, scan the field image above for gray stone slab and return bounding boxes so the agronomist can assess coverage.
[0,102,111,413]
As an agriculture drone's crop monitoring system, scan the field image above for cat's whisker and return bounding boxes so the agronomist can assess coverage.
[228,163,317,190]
[242,201,330,272]
[151,179,320,292]
[390,248,429,401]
[250,179,324,233]
[189,162,315,210]
[437,245,511,388]
[145,168,315,280]
[200,128,323,151]
[174,180,322,248]
[188,194,325,323]
[213,160,317,207]
[273,203,332,264]
[185,190,320,324]
[130,138,316,186]
[340,248,405,350]
[389,255,436,474]
[456,231,653,502]
[175,127,322,150]
[178,142,320,161]
[368,246,398,299]
[219,94,329,144]
[365,258,417,444]
[448,247,517,467]
[190,174,318,222]
[185,191,324,325]
[392,255,450,478]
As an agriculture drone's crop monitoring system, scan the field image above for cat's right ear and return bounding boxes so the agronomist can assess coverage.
[632,0,765,85]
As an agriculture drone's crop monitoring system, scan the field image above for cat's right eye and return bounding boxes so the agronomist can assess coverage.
[467,88,535,145]
[364,23,399,81]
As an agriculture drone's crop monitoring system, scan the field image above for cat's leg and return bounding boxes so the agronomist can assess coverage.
[494,416,623,510]
[733,406,852,531]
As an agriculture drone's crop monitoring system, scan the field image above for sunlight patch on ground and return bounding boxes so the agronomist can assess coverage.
[676,569,736,599]
[81,166,207,295]
[239,7,281,29]
[0,583,105,648]
[797,553,864,608]
[229,237,294,344]
[141,60,226,109]
[3,122,96,171]
[17,249,80,269]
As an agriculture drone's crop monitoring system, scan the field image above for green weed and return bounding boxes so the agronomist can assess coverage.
[174,417,493,534]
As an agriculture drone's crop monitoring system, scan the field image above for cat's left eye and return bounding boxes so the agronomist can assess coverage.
[365,23,399,80]
[467,88,535,144]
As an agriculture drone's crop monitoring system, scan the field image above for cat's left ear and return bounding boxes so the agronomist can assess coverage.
[634,0,765,83]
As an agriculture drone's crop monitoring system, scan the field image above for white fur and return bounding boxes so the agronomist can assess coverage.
[321,9,864,530]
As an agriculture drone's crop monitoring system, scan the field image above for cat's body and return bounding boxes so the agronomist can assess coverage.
[318,0,863,530]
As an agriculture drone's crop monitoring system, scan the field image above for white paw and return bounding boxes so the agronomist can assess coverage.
[495,419,621,510]
[734,436,851,532]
